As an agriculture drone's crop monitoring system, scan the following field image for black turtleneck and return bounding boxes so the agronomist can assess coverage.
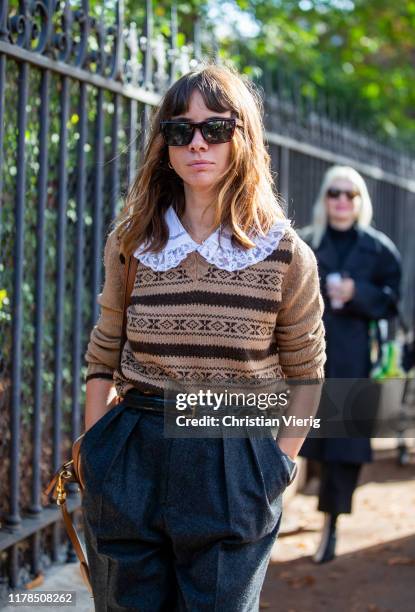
[327,223,358,268]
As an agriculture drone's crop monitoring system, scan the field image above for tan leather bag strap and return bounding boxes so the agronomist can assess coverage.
[43,455,92,593]
[61,492,91,591]
[118,254,139,371]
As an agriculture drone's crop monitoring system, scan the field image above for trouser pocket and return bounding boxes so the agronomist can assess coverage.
[222,435,287,542]
[81,403,143,534]
[252,435,293,499]
[80,401,125,470]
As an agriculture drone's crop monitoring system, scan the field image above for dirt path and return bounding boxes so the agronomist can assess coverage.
[261,454,415,612]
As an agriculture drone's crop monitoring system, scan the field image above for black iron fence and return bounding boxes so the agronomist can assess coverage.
[0,0,204,597]
[263,93,415,326]
[0,0,414,599]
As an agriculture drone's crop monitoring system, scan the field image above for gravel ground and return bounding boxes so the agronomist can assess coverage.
[261,452,415,612]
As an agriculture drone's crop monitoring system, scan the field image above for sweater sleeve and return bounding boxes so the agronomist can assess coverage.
[275,232,326,379]
[85,230,124,382]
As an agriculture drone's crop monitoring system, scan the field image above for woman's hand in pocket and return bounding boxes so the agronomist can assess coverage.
[85,379,118,432]
[275,437,300,461]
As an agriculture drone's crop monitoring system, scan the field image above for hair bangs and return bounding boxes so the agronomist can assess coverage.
[161,71,235,120]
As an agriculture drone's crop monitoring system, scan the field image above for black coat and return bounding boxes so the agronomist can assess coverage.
[299,224,402,463]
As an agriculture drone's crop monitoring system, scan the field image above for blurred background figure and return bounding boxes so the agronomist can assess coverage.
[299,165,402,563]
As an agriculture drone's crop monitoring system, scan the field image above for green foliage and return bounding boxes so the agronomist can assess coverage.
[220,0,415,149]
[126,0,213,46]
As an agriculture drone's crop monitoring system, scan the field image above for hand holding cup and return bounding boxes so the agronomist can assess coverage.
[326,273,355,308]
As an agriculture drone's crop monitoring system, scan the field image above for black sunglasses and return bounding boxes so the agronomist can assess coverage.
[326,187,360,201]
[160,118,238,146]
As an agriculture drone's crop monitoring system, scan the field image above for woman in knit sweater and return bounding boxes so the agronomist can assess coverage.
[81,64,326,611]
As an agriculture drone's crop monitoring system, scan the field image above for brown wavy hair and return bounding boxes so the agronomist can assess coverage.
[116,62,286,257]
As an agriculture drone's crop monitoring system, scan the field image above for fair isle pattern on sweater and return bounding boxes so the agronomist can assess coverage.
[85,227,326,397]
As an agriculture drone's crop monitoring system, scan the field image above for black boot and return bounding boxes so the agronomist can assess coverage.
[313,513,337,563]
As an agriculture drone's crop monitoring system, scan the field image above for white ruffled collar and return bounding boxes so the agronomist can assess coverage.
[134,206,291,272]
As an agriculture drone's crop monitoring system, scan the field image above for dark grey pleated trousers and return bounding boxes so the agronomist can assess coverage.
[80,401,292,611]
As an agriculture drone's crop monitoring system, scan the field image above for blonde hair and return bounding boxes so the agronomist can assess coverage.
[309,165,373,249]
[115,62,285,257]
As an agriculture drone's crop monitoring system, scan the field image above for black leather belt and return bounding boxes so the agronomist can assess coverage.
[123,388,209,417]
[123,389,172,414]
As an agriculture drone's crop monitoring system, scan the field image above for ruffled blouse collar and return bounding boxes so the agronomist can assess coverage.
[134,206,291,272]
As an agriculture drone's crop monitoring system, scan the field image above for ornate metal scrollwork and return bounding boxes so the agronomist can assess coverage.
[1,0,201,90]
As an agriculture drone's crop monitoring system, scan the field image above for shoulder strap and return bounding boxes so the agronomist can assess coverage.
[118,255,139,371]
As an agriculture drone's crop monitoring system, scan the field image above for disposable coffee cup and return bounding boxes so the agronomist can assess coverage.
[326,272,343,309]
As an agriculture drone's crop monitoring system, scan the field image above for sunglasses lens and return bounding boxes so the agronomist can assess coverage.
[327,188,359,200]
[201,120,235,144]
[161,119,236,146]
[162,123,193,146]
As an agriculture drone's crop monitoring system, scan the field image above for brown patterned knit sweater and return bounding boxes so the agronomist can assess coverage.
[85,227,326,396]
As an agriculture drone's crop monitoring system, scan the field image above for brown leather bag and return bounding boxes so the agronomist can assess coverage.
[44,253,138,593]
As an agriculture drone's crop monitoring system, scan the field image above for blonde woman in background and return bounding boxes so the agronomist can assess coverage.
[299,165,401,563]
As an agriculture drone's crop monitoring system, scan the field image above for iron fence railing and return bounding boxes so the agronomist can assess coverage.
[1,0,414,600]
[0,0,203,597]
[262,95,415,327]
